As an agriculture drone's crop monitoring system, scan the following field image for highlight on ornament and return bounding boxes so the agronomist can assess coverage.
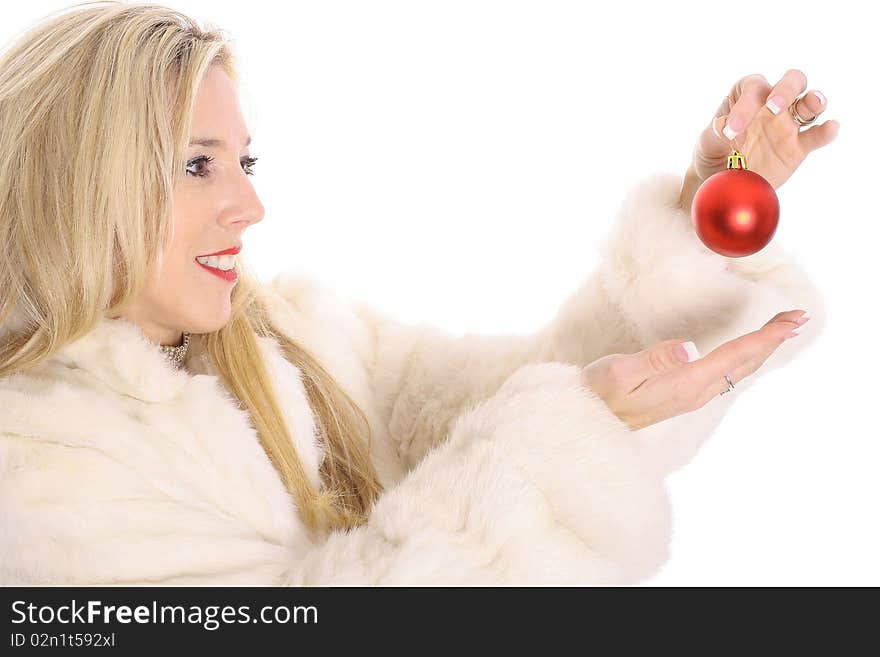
[690,149,780,257]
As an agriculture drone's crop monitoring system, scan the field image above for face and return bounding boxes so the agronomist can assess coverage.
[122,65,265,346]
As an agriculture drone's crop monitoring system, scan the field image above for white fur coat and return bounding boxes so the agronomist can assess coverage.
[0,173,825,585]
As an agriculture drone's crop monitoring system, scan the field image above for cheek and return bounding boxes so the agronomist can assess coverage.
[167,205,206,269]
[148,254,191,296]
[155,233,199,288]
[169,190,208,250]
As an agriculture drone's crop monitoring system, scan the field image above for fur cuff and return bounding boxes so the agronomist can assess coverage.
[597,172,825,352]
[285,361,671,586]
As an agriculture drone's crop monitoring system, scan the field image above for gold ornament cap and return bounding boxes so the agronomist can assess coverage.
[727,149,748,170]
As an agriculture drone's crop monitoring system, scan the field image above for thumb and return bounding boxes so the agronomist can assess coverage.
[638,339,701,376]
[708,114,736,154]
[692,115,736,176]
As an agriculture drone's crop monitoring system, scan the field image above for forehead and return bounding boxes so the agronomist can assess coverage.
[189,66,248,142]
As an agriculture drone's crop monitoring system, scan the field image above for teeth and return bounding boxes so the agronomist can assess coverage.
[196,254,236,271]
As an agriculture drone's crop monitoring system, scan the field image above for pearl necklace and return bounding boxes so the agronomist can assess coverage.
[159,332,191,367]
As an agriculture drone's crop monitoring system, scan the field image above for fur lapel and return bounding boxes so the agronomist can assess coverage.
[0,312,329,554]
[50,315,194,403]
[0,273,406,548]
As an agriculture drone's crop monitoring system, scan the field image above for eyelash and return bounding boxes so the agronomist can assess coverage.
[186,155,259,178]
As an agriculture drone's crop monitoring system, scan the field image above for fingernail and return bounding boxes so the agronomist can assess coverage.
[722,122,738,140]
[766,95,784,115]
[795,315,811,325]
[785,328,802,339]
[676,341,700,362]
[815,91,826,106]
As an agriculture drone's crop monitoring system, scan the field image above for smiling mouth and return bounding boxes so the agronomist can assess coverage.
[195,258,238,283]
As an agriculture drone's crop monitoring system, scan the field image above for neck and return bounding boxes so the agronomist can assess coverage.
[117,313,184,347]
[160,332,186,347]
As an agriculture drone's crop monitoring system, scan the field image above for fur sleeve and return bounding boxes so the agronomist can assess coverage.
[283,361,671,586]
[584,172,825,474]
[268,171,824,475]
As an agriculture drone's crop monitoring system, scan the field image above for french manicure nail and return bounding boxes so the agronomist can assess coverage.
[766,95,784,115]
[815,91,826,106]
[676,341,700,362]
[785,328,802,338]
[795,315,811,325]
[722,123,738,140]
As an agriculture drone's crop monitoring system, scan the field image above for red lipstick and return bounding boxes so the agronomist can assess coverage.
[196,260,238,283]
[197,245,241,257]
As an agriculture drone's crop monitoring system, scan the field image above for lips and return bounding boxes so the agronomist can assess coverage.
[196,259,239,283]
[196,245,242,257]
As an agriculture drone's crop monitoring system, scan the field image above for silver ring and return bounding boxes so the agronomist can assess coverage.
[789,97,818,127]
[719,374,736,396]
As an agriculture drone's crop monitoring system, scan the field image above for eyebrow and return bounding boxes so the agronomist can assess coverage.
[189,135,252,148]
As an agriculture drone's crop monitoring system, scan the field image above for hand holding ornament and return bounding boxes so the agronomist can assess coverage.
[679,69,839,257]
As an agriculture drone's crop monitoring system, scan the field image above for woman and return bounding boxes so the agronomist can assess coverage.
[0,2,836,585]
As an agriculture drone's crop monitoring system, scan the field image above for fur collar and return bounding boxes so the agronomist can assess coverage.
[49,315,197,403]
[1,309,327,494]
[0,278,405,493]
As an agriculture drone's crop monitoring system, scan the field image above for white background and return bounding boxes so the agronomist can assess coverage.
[4,1,877,585]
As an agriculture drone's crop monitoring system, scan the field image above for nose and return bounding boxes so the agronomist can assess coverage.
[220,167,265,229]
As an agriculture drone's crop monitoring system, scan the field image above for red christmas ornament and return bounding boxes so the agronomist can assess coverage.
[690,149,779,257]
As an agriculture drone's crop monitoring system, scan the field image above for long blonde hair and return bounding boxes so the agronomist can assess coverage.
[0,1,383,538]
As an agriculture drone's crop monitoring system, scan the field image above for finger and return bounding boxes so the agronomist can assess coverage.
[622,310,807,420]
[700,79,762,166]
[706,96,733,145]
[799,118,840,153]
[789,89,827,124]
[699,115,734,167]
[722,73,772,141]
[713,94,734,120]
[762,68,809,117]
[623,339,701,388]
[700,110,748,171]
[688,309,807,406]
[762,308,809,328]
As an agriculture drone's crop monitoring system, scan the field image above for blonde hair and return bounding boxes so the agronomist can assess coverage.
[0,1,383,538]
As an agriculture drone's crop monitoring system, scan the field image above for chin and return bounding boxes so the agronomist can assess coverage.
[185,310,233,336]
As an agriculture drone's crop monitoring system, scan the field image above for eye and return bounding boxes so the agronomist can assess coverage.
[185,155,213,178]
[185,155,259,178]
[241,156,259,176]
